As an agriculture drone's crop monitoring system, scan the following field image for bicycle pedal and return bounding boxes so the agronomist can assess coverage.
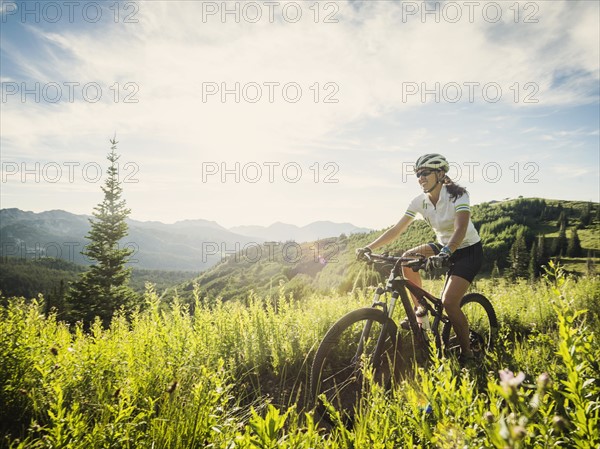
[415,306,427,317]
[400,317,410,330]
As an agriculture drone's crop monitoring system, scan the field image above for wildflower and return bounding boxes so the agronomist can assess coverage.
[498,369,526,404]
[484,411,495,424]
[499,369,525,394]
[536,372,550,390]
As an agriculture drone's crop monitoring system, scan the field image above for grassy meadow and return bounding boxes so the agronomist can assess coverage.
[1,265,599,448]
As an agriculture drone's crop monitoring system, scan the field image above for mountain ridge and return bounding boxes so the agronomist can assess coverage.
[230,220,371,242]
[0,208,372,271]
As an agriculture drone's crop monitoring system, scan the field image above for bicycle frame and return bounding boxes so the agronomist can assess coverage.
[362,255,452,364]
[402,279,451,355]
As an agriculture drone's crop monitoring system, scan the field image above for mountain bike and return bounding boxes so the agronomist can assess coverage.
[310,252,498,423]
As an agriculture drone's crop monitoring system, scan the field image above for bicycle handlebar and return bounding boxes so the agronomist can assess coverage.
[360,251,451,271]
[363,252,428,269]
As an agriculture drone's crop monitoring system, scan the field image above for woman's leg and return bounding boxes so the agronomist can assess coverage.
[401,244,436,308]
[442,275,473,357]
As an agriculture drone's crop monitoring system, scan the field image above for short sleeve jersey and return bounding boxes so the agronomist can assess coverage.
[404,185,480,249]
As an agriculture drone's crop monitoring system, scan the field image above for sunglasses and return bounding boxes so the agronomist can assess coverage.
[416,169,437,178]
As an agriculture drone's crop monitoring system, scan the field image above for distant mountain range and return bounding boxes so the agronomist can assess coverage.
[230,221,371,242]
[0,209,371,271]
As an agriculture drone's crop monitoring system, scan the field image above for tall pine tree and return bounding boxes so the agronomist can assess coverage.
[580,202,592,227]
[528,239,539,281]
[509,231,529,279]
[536,234,548,267]
[68,139,138,327]
[567,228,583,257]
[552,226,568,257]
[556,210,568,229]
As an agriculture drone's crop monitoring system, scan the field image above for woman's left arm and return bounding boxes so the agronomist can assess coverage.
[446,211,470,253]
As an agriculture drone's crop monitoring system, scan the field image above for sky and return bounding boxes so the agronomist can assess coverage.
[1,0,599,230]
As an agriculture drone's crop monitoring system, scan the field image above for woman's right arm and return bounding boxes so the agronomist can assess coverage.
[366,215,413,250]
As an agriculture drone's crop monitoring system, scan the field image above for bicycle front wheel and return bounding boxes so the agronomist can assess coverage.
[310,308,402,424]
[442,293,498,359]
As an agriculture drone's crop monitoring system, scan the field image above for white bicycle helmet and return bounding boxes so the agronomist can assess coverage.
[415,153,449,172]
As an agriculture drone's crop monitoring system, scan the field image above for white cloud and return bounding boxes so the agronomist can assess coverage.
[550,165,595,179]
[1,0,598,226]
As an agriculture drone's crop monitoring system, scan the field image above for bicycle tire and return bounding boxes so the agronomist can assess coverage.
[310,308,402,424]
[441,293,498,359]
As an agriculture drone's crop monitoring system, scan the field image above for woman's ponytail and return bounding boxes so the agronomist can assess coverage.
[442,175,467,202]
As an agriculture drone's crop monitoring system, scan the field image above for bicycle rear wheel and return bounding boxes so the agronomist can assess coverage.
[442,293,498,359]
[310,308,402,424]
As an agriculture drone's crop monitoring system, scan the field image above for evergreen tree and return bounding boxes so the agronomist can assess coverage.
[45,279,67,317]
[509,231,529,278]
[554,203,563,220]
[567,228,583,257]
[552,227,568,257]
[556,210,568,229]
[539,200,548,220]
[580,202,592,227]
[536,234,547,262]
[528,239,538,281]
[67,139,138,327]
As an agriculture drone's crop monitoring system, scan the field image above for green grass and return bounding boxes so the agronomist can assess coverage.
[1,267,599,448]
[577,227,600,251]
[543,225,599,251]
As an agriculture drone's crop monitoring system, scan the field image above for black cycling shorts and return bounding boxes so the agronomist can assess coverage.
[429,241,483,283]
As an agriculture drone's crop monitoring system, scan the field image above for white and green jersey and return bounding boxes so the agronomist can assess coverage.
[404,185,480,249]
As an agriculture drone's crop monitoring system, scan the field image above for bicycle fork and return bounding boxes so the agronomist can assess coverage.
[355,287,398,368]
[397,286,429,363]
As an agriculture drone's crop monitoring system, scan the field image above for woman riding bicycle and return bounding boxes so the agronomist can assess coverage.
[356,153,483,363]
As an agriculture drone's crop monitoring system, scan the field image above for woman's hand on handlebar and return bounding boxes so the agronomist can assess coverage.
[425,252,451,270]
[355,246,372,261]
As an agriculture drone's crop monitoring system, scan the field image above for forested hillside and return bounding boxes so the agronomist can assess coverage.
[0,257,196,309]
[182,198,599,303]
